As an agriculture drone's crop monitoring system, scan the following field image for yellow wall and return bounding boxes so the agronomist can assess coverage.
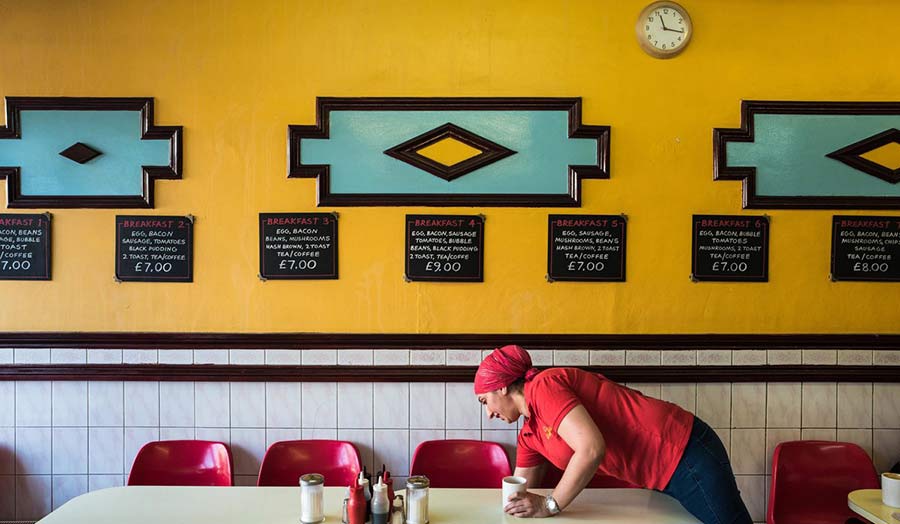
[0,0,898,334]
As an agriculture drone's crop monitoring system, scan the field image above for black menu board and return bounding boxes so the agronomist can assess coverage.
[691,215,769,282]
[547,214,626,282]
[0,213,51,280]
[831,216,900,282]
[405,214,484,282]
[259,213,338,280]
[115,215,193,282]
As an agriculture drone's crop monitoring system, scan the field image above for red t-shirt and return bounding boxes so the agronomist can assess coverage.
[517,368,694,491]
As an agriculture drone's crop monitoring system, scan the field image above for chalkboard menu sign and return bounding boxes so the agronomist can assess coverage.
[691,215,769,282]
[259,213,338,279]
[115,215,193,282]
[0,213,51,280]
[547,214,626,282]
[405,214,484,282]
[831,215,900,282]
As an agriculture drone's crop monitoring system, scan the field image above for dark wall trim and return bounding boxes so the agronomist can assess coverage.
[0,332,899,349]
[1,365,896,383]
[713,100,900,209]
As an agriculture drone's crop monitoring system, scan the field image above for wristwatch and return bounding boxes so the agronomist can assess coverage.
[545,494,561,516]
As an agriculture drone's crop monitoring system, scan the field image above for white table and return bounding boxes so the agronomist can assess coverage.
[849,489,900,524]
[38,486,701,524]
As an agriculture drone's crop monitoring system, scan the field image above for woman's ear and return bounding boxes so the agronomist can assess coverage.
[499,386,508,396]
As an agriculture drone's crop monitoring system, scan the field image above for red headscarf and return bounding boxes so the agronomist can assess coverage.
[473,344,540,394]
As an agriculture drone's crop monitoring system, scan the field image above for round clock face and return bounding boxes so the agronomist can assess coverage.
[637,2,692,58]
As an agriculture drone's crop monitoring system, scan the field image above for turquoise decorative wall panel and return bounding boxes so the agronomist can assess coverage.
[0,98,182,208]
[714,101,900,209]
[289,98,610,207]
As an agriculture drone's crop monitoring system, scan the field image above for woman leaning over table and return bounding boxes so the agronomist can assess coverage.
[476,345,752,524]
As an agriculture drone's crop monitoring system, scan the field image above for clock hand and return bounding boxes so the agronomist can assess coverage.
[663,27,684,33]
[658,11,669,30]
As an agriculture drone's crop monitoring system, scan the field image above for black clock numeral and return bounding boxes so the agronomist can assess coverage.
[649,16,654,22]
[678,18,683,23]
[678,36,682,41]
[646,25,650,30]
[662,44,667,49]
[654,40,658,46]
[648,34,652,40]
[663,8,669,14]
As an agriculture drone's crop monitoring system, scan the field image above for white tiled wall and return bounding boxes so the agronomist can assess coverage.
[1,348,899,522]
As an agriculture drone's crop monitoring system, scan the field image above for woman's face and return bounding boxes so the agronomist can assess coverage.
[477,388,519,424]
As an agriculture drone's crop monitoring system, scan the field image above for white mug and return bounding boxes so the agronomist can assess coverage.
[502,475,527,510]
[883,472,900,508]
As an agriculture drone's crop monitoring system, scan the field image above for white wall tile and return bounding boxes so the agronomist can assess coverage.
[553,350,589,366]
[625,350,661,366]
[0,427,13,473]
[374,350,409,366]
[800,428,836,441]
[52,428,87,474]
[0,348,11,364]
[697,384,731,428]
[410,350,445,366]
[529,350,553,366]
[874,351,900,365]
[265,349,302,365]
[160,427,195,440]
[87,349,122,364]
[52,474,87,510]
[802,349,837,365]
[265,428,303,448]
[302,350,337,365]
[765,429,800,474]
[766,383,801,428]
[446,383,480,429]
[767,350,801,365]
[52,381,87,427]
[873,429,900,473]
[409,383,445,429]
[195,427,230,444]
[124,427,159,477]
[124,382,159,427]
[88,382,123,427]
[89,427,124,474]
[661,350,696,366]
[445,429,480,440]
[409,429,445,474]
[14,348,50,364]
[231,382,266,428]
[338,429,374,474]
[337,349,375,366]
[231,428,266,476]
[338,383,373,429]
[697,350,731,365]
[732,350,766,366]
[837,429,873,457]
[627,383,661,399]
[50,349,86,364]
[195,382,230,428]
[0,382,13,426]
[374,383,409,429]
[801,383,836,427]
[16,428,51,474]
[160,382,195,427]
[193,350,228,365]
[158,349,192,364]
[838,350,873,365]
[230,350,264,365]
[731,429,766,474]
[88,474,123,491]
[266,383,302,428]
[123,350,158,364]
[301,383,337,428]
[302,428,337,440]
[589,350,625,366]
[874,384,900,429]
[16,382,51,426]
[446,350,480,366]
[16,474,51,520]
[735,475,766,522]
[374,429,410,477]
[660,384,696,413]
[732,383,766,428]
[0,475,13,519]
[837,383,873,428]
[481,429,518,467]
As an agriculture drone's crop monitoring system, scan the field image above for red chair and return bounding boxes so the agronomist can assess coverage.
[127,440,233,486]
[540,465,637,489]
[410,439,511,488]
[768,440,879,524]
[257,440,362,486]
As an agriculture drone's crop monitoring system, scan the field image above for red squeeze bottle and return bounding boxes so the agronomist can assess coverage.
[383,471,395,503]
[348,479,367,524]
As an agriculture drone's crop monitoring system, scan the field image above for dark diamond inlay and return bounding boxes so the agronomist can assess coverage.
[384,123,516,181]
[59,142,102,164]
[826,128,900,184]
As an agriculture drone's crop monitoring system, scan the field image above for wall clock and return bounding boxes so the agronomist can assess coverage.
[636,1,693,58]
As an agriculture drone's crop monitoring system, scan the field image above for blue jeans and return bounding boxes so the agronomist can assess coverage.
[662,417,753,524]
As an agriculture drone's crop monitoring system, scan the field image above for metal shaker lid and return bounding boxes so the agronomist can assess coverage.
[406,476,430,489]
[300,473,325,486]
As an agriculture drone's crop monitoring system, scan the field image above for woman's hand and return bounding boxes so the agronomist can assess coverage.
[504,491,553,518]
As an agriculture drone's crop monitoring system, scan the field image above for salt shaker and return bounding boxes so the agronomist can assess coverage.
[300,473,326,524]
[405,476,429,524]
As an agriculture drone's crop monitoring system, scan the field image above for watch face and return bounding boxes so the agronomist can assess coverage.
[638,2,692,57]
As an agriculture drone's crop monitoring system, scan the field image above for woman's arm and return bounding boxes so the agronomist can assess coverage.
[505,405,605,517]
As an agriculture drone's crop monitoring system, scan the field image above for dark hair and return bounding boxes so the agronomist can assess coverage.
[507,378,526,393]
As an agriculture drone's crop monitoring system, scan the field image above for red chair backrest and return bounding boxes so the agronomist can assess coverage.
[257,440,362,487]
[127,440,233,486]
[540,465,637,489]
[768,440,879,524]
[410,439,512,488]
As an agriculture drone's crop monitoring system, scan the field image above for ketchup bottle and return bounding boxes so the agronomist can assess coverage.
[348,479,367,524]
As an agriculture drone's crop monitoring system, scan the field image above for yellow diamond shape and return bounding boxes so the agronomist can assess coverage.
[416,138,482,167]
[860,141,900,171]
